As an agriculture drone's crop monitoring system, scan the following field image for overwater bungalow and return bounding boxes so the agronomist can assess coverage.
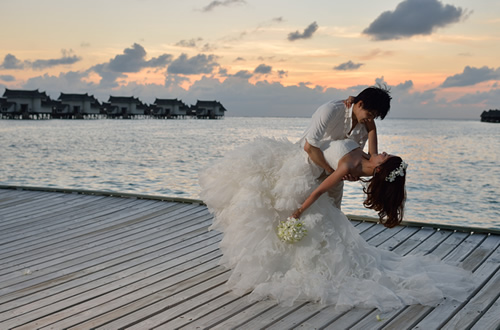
[153,98,189,118]
[0,97,16,118]
[107,96,147,119]
[0,88,228,120]
[1,88,54,119]
[57,93,103,119]
[480,109,500,123]
[194,100,226,119]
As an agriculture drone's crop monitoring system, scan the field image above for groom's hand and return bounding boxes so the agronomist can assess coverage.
[343,96,355,108]
[343,173,359,181]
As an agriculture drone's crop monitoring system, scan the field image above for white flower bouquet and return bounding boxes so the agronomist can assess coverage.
[277,217,307,243]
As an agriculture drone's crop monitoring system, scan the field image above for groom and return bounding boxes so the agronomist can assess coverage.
[298,86,392,209]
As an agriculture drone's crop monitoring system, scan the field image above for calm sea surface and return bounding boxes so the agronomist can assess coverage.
[1,117,499,230]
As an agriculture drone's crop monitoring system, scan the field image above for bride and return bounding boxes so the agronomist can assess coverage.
[199,137,474,311]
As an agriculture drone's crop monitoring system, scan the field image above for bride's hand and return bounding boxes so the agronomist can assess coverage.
[291,208,302,219]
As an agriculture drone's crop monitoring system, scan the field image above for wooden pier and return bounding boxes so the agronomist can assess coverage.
[0,186,499,330]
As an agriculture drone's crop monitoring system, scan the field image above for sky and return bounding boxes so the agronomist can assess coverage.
[1,0,499,119]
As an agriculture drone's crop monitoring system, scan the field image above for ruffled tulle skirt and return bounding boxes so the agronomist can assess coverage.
[199,137,474,311]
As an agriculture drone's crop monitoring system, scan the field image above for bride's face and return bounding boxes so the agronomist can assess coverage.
[371,152,393,167]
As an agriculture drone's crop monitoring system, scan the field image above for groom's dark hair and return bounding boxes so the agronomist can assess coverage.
[353,85,391,119]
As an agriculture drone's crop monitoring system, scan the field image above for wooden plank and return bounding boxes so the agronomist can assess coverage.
[365,225,406,248]
[264,303,328,330]
[358,222,388,242]
[74,268,231,329]
[470,294,500,330]
[0,188,498,329]
[3,246,222,329]
[0,207,209,288]
[412,235,500,329]
[353,221,376,234]
[0,203,206,271]
[0,213,215,298]
[376,226,421,253]
[0,227,219,316]
[290,304,348,329]
[209,300,279,330]
[1,194,154,237]
[0,191,88,222]
[441,270,500,329]
[104,270,233,329]
[0,190,57,212]
[229,302,310,330]
[322,308,376,329]
[0,198,174,258]
[154,293,250,329]
[35,255,223,329]
[0,196,155,251]
[0,194,117,231]
[0,201,184,278]
[349,231,480,330]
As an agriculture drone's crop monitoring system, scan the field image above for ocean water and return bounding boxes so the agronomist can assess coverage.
[0,117,499,230]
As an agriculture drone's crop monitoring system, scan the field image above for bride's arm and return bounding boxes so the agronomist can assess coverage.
[291,163,350,218]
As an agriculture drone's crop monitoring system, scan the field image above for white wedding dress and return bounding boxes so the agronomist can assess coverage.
[199,138,474,311]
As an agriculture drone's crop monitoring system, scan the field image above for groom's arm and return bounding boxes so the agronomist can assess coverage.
[365,119,378,156]
[304,141,334,174]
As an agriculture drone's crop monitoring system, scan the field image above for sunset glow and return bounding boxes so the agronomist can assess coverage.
[1,0,499,118]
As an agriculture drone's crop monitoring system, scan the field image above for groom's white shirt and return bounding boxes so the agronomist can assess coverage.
[299,100,368,150]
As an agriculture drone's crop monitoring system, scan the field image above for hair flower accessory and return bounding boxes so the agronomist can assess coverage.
[385,161,408,182]
[277,217,307,243]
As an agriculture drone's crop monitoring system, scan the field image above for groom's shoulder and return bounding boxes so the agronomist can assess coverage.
[316,100,345,115]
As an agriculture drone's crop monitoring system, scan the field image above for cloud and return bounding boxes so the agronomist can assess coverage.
[90,63,125,88]
[13,70,496,119]
[86,44,172,87]
[254,17,285,32]
[167,53,220,75]
[333,61,364,71]
[201,43,217,52]
[0,54,25,69]
[176,38,203,48]
[23,71,95,95]
[108,43,172,73]
[201,0,246,12]
[359,49,394,60]
[1,50,82,70]
[363,0,469,40]
[31,49,82,70]
[165,74,191,88]
[232,70,254,80]
[277,70,288,78]
[288,22,319,41]
[394,80,414,91]
[441,66,500,88]
[0,75,15,82]
[254,64,272,74]
[219,68,254,80]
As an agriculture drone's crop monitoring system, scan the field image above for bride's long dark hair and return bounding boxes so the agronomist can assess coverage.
[363,156,406,228]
